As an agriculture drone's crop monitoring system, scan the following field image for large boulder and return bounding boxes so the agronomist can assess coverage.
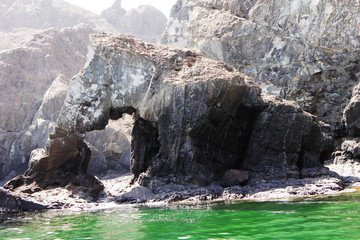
[242,96,333,179]
[7,34,331,189]
[0,188,47,212]
[0,0,171,182]
[161,0,360,130]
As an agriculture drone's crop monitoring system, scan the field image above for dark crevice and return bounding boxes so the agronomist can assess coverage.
[235,106,260,169]
[130,116,160,179]
[189,105,260,175]
[319,146,334,165]
[110,106,136,120]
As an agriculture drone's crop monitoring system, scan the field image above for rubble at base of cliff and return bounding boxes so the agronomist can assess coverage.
[1,160,359,212]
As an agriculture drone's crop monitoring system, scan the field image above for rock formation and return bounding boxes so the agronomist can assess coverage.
[161,0,360,131]
[0,24,94,182]
[101,0,168,43]
[0,25,132,182]
[0,0,116,32]
[0,0,169,182]
[4,34,331,193]
[0,188,47,212]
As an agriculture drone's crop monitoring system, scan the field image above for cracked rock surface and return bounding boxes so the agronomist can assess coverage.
[5,34,331,192]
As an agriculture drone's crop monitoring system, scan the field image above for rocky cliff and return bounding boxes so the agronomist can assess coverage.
[5,34,331,192]
[101,0,167,43]
[0,24,94,181]
[0,0,168,45]
[0,25,132,182]
[0,0,116,32]
[0,0,169,182]
[162,0,360,132]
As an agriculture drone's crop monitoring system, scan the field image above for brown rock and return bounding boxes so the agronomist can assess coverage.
[221,169,249,187]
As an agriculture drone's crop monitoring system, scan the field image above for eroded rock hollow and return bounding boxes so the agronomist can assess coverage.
[7,34,332,191]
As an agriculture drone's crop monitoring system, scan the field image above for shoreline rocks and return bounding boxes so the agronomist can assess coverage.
[6,34,332,189]
[0,0,168,182]
[1,34,338,212]
[1,0,360,212]
[1,160,359,212]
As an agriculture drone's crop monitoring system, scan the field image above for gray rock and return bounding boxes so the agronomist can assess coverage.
[162,0,360,129]
[0,24,94,182]
[101,0,167,43]
[242,96,333,179]
[0,0,116,32]
[85,121,131,177]
[9,34,331,191]
[0,0,167,182]
[115,186,155,203]
[343,82,360,136]
[341,139,360,159]
[0,188,47,212]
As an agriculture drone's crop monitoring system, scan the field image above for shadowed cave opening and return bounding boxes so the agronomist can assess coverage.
[187,105,260,184]
[82,103,260,186]
[85,112,134,180]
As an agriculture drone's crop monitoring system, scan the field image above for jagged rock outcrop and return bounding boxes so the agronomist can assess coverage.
[343,81,360,136]
[335,80,360,165]
[0,0,168,50]
[6,34,331,191]
[0,24,94,182]
[161,0,360,131]
[0,0,171,182]
[101,0,167,43]
[0,25,133,182]
[0,0,116,32]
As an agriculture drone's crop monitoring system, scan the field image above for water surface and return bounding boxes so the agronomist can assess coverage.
[0,193,359,239]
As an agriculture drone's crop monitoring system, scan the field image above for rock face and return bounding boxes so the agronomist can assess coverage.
[242,96,333,179]
[0,0,169,181]
[0,0,168,47]
[161,0,360,130]
[0,0,116,32]
[0,25,132,182]
[101,0,167,43]
[0,24,94,182]
[85,119,131,177]
[9,34,331,189]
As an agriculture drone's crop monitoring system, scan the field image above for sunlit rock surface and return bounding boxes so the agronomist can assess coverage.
[0,24,94,182]
[6,34,331,190]
[161,0,360,130]
[0,0,168,181]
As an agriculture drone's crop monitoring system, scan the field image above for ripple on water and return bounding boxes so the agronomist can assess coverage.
[0,193,359,239]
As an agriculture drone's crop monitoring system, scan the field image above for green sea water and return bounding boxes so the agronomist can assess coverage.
[0,193,359,240]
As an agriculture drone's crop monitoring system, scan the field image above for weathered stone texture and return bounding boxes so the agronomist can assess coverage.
[242,96,332,179]
[101,0,168,43]
[0,188,47,212]
[0,25,94,181]
[0,0,116,32]
[14,34,331,189]
[162,0,360,129]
